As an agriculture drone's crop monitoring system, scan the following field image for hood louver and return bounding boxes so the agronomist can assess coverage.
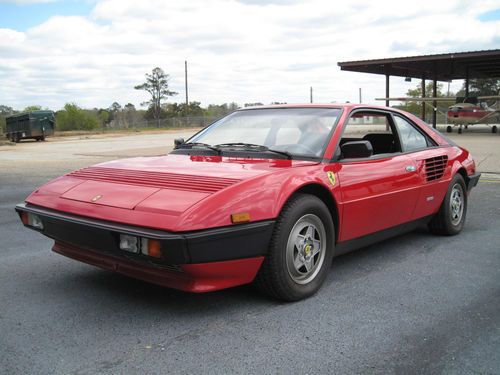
[424,156,448,182]
[67,167,240,194]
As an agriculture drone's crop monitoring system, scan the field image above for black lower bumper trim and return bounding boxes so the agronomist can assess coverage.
[467,172,481,191]
[15,203,274,264]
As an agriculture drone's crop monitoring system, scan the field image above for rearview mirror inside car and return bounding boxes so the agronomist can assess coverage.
[341,140,373,159]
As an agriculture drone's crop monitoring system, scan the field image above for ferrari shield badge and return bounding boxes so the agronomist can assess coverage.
[326,171,336,186]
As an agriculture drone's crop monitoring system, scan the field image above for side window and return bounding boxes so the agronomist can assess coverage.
[393,116,428,152]
[340,112,400,155]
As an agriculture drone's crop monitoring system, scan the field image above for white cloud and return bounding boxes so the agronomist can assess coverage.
[0,0,499,110]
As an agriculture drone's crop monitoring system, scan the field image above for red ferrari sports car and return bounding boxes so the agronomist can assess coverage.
[16,104,480,301]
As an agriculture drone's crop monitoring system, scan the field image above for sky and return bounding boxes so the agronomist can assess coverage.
[0,0,499,111]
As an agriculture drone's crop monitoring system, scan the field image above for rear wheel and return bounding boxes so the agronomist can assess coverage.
[492,125,498,134]
[254,194,335,301]
[446,126,452,133]
[458,127,463,134]
[428,174,467,235]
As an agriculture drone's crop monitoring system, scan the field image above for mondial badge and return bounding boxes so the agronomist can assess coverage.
[326,171,336,186]
[91,194,103,202]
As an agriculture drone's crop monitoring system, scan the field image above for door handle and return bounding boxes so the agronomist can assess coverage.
[405,165,416,172]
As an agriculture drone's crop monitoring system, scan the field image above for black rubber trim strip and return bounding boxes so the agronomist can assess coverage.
[15,203,275,264]
[335,215,433,256]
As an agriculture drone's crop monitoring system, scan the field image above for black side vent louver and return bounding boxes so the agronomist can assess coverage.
[424,155,448,182]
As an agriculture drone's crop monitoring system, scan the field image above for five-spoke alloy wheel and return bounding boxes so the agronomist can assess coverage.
[255,194,335,301]
[429,174,467,235]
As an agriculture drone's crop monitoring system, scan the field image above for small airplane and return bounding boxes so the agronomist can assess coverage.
[376,96,500,134]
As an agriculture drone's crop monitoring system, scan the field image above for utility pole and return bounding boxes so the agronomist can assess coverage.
[310,87,313,103]
[359,87,362,103]
[184,60,188,106]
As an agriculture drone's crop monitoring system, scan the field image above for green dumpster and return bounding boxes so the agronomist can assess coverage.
[5,110,55,142]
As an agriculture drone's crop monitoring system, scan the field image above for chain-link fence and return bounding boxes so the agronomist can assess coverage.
[106,116,219,130]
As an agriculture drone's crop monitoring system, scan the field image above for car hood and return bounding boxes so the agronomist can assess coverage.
[26,154,319,230]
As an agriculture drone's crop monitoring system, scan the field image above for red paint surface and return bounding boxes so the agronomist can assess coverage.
[23,104,477,292]
[53,241,264,292]
[337,154,421,241]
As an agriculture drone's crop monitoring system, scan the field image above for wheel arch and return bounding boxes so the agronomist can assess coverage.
[455,167,469,189]
[285,183,339,243]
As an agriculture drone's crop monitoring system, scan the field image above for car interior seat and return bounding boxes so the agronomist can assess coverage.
[362,133,396,154]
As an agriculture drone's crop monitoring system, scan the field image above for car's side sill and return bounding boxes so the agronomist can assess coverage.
[335,215,433,256]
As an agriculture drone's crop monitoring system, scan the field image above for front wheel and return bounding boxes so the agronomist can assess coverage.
[254,194,335,301]
[428,174,467,235]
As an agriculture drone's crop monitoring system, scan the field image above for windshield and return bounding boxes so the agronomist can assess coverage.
[187,108,342,158]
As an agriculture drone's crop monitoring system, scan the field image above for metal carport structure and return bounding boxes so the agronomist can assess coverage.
[338,49,500,128]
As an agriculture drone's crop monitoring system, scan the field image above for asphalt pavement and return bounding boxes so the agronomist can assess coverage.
[0,131,499,374]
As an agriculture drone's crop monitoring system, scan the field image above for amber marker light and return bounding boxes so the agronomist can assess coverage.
[21,212,29,226]
[231,212,251,224]
[141,238,162,258]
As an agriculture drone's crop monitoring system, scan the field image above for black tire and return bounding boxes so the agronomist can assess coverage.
[458,127,463,134]
[492,125,497,134]
[254,194,335,301]
[446,126,452,133]
[428,174,467,235]
[14,134,20,143]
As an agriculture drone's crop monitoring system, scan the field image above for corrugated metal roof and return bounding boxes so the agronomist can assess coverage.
[338,49,500,81]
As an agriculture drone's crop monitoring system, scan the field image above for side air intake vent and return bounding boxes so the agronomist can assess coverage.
[424,155,448,182]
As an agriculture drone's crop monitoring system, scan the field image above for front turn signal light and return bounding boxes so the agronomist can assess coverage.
[141,239,162,258]
[21,212,29,226]
[22,212,44,230]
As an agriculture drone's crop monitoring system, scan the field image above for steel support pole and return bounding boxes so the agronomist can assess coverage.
[185,60,188,106]
[421,77,426,121]
[385,74,389,107]
[432,79,437,129]
[465,66,470,97]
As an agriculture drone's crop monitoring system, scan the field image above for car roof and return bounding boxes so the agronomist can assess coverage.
[237,103,397,112]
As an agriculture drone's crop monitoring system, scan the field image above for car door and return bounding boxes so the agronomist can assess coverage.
[334,110,421,242]
[391,114,450,220]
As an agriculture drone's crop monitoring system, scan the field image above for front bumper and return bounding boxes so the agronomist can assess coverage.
[467,172,481,192]
[15,203,274,292]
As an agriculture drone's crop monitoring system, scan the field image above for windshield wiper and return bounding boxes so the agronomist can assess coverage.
[215,142,266,150]
[177,142,221,154]
[214,143,292,159]
[267,148,293,159]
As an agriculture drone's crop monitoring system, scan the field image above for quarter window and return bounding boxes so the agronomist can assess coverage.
[394,116,428,152]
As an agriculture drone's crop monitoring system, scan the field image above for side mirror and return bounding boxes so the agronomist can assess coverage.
[340,140,373,159]
[174,138,185,149]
